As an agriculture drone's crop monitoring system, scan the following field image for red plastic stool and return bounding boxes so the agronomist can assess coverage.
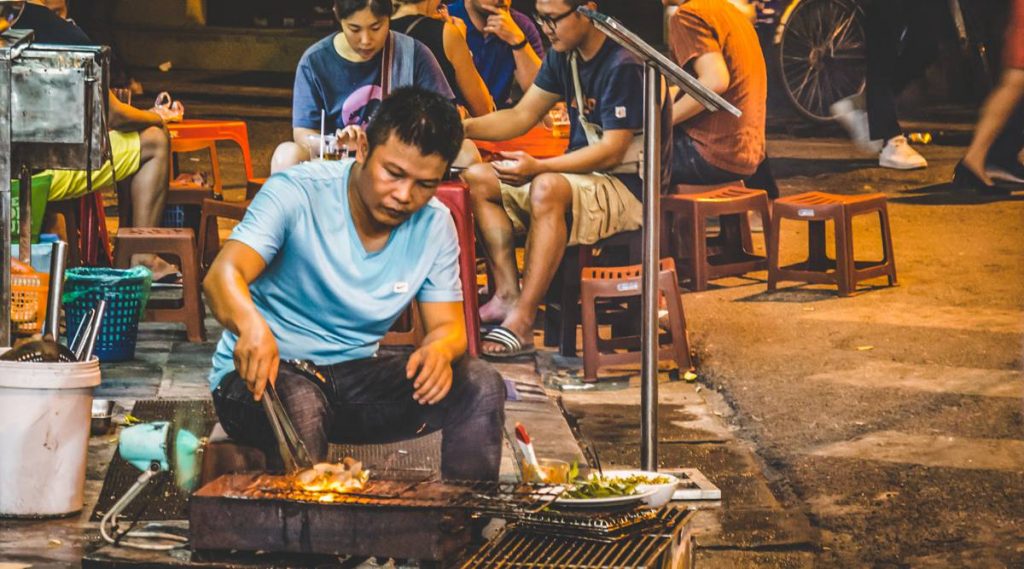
[768,191,897,296]
[114,228,206,342]
[581,258,691,381]
[661,186,771,291]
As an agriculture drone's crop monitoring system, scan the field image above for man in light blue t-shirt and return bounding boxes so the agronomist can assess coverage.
[204,88,505,481]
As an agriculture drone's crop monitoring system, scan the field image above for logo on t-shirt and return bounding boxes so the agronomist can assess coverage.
[615,106,627,119]
[342,84,384,127]
[393,282,410,293]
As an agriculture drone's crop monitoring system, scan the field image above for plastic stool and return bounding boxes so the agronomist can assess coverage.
[197,178,265,271]
[661,186,771,291]
[543,230,642,357]
[581,258,691,381]
[113,227,206,342]
[768,191,897,297]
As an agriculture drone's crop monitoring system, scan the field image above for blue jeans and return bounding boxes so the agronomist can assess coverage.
[671,128,747,186]
[212,354,507,481]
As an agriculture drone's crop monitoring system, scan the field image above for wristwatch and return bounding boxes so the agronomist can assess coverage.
[511,37,529,50]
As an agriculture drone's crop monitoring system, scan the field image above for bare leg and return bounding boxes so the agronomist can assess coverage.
[485,173,572,355]
[128,125,170,228]
[962,69,1024,185]
[464,163,519,323]
[271,141,310,173]
[121,126,177,279]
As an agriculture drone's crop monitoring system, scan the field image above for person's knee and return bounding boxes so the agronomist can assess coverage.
[528,173,570,215]
[463,163,499,198]
[271,142,307,173]
[139,126,170,162]
[458,358,506,413]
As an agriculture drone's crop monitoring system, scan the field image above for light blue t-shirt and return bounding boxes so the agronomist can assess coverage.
[209,159,463,389]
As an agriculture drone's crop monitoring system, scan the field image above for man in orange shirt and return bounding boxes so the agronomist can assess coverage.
[666,0,766,190]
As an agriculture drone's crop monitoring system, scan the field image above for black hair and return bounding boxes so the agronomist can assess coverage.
[333,0,393,20]
[366,87,464,165]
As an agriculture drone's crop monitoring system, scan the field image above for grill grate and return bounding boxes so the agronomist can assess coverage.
[213,473,565,515]
[511,507,665,542]
[461,508,695,568]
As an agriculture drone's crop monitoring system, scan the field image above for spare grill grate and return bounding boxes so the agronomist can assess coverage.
[461,508,695,569]
[510,506,679,543]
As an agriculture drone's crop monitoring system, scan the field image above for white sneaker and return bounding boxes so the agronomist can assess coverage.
[879,136,928,170]
[830,96,882,153]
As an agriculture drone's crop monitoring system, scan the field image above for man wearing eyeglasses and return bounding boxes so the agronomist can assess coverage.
[446,0,545,107]
[462,0,672,359]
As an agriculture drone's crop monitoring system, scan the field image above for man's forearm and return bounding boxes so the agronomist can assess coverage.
[536,142,626,176]
[672,94,706,126]
[464,108,534,141]
[512,46,541,92]
[420,321,468,362]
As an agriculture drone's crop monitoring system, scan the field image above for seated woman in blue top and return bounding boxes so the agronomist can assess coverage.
[205,88,506,481]
[271,0,455,173]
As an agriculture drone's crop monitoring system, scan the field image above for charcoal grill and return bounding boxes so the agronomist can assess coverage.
[461,508,696,568]
[189,474,563,562]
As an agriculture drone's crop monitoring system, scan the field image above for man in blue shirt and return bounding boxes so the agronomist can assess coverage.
[447,0,545,107]
[205,88,505,481]
[462,0,672,358]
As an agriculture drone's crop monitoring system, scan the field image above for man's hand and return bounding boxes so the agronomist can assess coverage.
[491,150,542,186]
[480,2,526,46]
[233,317,280,401]
[406,344,455,405]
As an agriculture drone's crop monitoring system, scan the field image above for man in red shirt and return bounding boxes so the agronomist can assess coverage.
[666,0,767,188]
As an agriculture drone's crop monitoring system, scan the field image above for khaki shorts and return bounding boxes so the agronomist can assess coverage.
[500,172,643,246]
[44,130,142,201]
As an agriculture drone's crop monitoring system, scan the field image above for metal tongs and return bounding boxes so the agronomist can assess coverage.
[261,382,314,474]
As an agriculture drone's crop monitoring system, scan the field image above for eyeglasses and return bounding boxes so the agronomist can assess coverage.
[533,8,576,32]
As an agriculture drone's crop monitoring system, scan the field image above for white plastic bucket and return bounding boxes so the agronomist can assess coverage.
[0,352,101,517]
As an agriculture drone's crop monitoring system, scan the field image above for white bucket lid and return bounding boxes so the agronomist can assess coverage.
[0,349,101,390]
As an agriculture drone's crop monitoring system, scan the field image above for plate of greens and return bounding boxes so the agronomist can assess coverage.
[555,469,673,508]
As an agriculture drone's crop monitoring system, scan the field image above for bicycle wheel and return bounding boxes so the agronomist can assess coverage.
[777,0,866,123]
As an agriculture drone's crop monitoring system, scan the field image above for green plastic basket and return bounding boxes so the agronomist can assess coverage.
[63,267,153,362]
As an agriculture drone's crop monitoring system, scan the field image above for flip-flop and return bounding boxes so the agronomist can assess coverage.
[481,326,536,360]
[151,271,183,289]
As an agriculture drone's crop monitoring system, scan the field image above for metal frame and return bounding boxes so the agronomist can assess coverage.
[0,28,33,347]
[577,8,739,471]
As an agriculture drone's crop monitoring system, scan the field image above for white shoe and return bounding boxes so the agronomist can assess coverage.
[879,136,928,170]
[831,96,882,153]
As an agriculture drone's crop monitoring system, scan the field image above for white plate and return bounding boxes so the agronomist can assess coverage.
[554,486,659,508]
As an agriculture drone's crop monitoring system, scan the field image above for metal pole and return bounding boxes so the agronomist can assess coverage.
[640,64,662,471]
[18,164,31,263]
[1,52,13,347]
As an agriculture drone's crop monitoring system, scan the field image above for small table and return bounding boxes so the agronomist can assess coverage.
[167,119,255,188]
[474,125,569,160]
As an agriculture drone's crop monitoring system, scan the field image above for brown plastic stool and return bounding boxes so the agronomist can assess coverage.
[768,191,897,297]
[197,178,266,271]
[114,227,206,342]
[581,258,691,382]
[661,186,772,291]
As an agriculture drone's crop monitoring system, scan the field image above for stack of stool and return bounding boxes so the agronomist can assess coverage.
[768,191,896,296]
[114,227,206,342]
[580,258,691,382]
[661,186,772,291]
